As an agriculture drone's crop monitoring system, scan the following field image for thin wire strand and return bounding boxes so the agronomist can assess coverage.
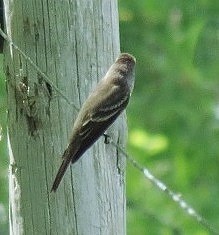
[110,141,219,235]
[1,29,218,234]
[0,27,78,109]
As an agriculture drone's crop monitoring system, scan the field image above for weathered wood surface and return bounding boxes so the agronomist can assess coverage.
[5,0,126,234]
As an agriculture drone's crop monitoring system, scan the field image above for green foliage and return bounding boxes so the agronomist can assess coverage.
[119,0,219,233]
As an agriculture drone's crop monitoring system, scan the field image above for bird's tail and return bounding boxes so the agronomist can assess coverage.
[51,149,73,192]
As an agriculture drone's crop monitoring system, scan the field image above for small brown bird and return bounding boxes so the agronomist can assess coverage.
[51,53,136,192]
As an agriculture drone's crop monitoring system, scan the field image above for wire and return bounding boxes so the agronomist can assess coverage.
[0,27,78,109]
[110,140,219,235]
[1,28,218,234]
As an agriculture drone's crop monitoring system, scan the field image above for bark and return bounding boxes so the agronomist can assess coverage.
[4,0,126,234]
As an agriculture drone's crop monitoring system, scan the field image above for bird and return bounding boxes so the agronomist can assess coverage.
[51,53,136,192]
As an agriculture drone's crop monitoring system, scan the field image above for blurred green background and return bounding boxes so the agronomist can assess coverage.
[1,0,219,234]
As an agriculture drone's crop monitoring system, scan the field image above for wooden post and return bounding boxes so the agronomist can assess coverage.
[4,0,126,234]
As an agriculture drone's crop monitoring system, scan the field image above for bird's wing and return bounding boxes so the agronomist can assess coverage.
[79,85,130,139]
